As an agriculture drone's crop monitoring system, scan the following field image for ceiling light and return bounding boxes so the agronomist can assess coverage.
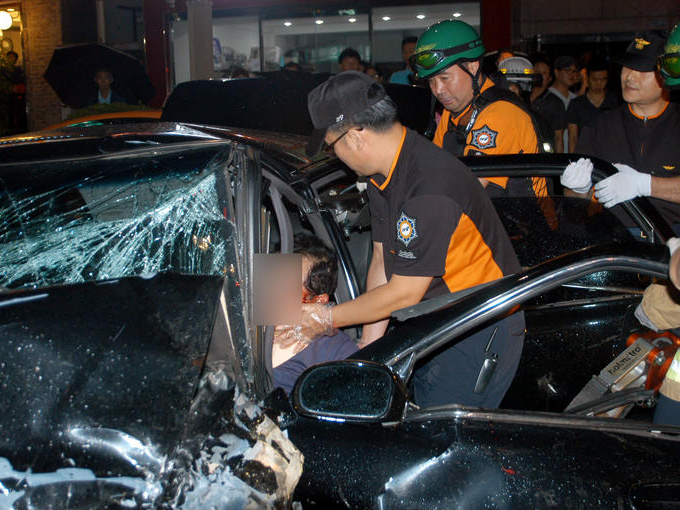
[416,14,426,20]
[0,11,12,30]
[315,19,324,25]
[7,8,15,12]
[382,16,391,21]
[348,18,356,23]
[453,12,462,18]
[284,21,292,27]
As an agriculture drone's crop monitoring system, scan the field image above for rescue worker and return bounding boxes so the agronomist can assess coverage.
[411,20,545,198]
[561,29,680,233]
[277,71,525,408]
[647,22,680,426]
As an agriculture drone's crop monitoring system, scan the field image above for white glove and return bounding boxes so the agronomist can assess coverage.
[593,163,651,208]
[561,158,593,194]
[668,237,680,256]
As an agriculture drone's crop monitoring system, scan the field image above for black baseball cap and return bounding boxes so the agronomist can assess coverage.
[306,71,386,157]
[616,30,667,72]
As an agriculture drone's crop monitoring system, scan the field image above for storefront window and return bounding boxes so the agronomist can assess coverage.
[261,11,370,74]
[170,3,480,85]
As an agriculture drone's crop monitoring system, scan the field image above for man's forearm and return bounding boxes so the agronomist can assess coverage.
[567,124,578,153]
[651,175,680,204]
[554,130,564,153]
[332,275,432,328]
[361,244,390,342]
[670,250,680,290]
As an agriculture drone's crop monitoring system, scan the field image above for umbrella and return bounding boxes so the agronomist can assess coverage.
[44,43,155,109]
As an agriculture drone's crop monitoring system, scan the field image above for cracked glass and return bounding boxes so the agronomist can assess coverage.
[0,145,237,290]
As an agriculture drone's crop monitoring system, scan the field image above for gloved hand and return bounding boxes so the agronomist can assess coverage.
[593,163,651,208]
[560,158,593,194]
[274,303,334,352]
[668,237,680,256]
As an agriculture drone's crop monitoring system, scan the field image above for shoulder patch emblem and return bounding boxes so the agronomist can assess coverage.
[396,212,418,247]
[470,124,498,150]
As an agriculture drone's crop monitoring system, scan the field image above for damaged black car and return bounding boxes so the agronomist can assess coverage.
[0,110,679,509]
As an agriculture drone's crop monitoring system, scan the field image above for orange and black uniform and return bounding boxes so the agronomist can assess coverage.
[369,127,520,298]
[433,77,549,198]
[367,127,524,408]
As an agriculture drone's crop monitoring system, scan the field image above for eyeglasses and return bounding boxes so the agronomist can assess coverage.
[409,39,483,70]
[323,130,350,155]
[658,52,680,79]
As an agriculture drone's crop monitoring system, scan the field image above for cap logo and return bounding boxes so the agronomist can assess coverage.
[635,38,650,50]
[335,114,344,122]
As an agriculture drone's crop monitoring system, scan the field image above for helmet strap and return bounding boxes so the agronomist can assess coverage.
[450,61,483,117]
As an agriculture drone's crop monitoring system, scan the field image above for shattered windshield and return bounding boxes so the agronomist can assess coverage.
[0,144,236,290]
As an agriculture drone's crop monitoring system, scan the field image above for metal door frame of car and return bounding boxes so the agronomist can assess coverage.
[359,244,669,387]
[461,153,674,243]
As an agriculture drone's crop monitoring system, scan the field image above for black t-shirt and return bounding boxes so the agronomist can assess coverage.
[565,91,620,130]
[576,102,680,226]
[533,90,567,132]
[367,127,520,300]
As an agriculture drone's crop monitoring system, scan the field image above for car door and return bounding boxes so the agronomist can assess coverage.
[285,246,680,509]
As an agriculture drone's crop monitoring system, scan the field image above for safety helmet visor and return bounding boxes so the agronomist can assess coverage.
[410,39,483,72]
[658,51,680,79]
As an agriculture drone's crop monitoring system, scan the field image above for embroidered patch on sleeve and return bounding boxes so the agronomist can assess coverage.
[469,124,498,150]
[396,212,418,247]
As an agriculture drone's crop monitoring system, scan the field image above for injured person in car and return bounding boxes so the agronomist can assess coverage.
[272,234,358,394]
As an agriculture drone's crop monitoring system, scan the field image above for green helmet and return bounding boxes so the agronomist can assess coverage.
[659,22,680,90]
[412,20,485,79]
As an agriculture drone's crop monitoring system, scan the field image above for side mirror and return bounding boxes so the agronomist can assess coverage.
[291,360,408,423]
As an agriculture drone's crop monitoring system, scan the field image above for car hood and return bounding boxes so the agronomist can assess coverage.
[0,274,303,507]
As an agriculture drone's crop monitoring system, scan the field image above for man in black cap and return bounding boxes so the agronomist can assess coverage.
[533,55,581,153]
[561,30,680,234]
[277,71,525,408]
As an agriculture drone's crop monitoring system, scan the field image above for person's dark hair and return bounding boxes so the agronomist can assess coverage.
[331,93,397,134]
[529,52,550,69]
[223,65,250,79]
[338,48,361,64]
[93,67,113,78]
[586,55,609,74]
[402,36,418,49]
[283,61,302,71]
[365,64,383,79]
[6,51,18,60]
[294,233,337,297]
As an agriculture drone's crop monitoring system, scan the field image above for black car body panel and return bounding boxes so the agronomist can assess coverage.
[1,114,679,508]
[0,274,222,473]
[287,245,680,509]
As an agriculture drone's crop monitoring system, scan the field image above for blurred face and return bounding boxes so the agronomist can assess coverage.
[402,41,416,69]
[365,66,382,82]
[534,62,550,87]
[94,71,113,92]
[340,56,362,72]
[621,66,664,107]
[301,256,313,303]
[428,62,476,113]
[587,70,608,93]
[554,65,579,87]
